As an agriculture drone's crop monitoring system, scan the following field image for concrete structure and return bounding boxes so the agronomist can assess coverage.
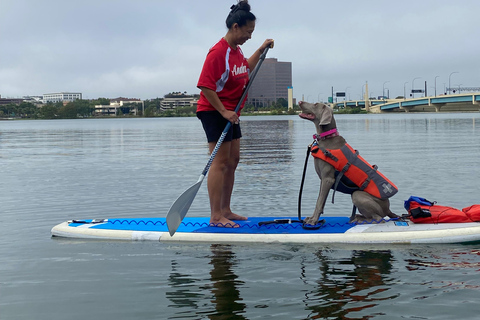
[246,58,292,108]
[160,95,198,111]
[23,96,43,104]
[95,97,143,116]
[364,81,370,112]
[0,95,24,105]
[43,92,82,103]
[287,86,293,110]
[333,92,480,113]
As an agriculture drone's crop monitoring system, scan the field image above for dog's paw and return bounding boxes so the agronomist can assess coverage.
[303,216,321,226]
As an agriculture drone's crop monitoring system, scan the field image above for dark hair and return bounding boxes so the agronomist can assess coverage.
[225,0,256,29]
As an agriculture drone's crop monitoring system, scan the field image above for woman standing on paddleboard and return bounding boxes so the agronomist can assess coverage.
[196,0,274,227]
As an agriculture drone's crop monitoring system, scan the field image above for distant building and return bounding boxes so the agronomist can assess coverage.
[43,92,82,104]
[23,96,44,104]
[160,94,198,110]
[0,95,24,105]
[94,97,143,116]
[246,58,292,108]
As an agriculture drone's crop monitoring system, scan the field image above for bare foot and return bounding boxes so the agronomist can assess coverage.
[224,211,248,221]
[209,216,240,228]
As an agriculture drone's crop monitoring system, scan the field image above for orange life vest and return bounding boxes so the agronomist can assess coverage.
[310,142,398,199]
[405,196,480,223]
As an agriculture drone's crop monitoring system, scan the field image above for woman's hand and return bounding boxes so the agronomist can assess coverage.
[248,39,274,70]
[260,39,274,52]
[220,109,239,124]
[199,87,239,124]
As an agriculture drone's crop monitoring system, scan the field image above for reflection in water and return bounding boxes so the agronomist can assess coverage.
[165,245,480,319]
[167,245,246,319]
[167,247,399,319]
[302,250,397,319]
[240,119,295,165]
[406,249,480,271]
[235,119,299,207]
[166,260,203,310]
[208,245,246,320]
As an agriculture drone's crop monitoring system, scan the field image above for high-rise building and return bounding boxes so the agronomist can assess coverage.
[247,58,292,108]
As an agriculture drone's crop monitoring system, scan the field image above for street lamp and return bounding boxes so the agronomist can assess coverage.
[448,72,459,95]
[434,76,439,97]
[403,82,409,100]
[345,87,350,101]
[383,81,390,100]
[412,77,421,98]
[456,84,462,94]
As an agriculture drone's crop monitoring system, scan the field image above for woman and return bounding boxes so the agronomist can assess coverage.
[196,0,274,227]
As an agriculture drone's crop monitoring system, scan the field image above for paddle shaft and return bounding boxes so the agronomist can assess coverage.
[201,46,270,177]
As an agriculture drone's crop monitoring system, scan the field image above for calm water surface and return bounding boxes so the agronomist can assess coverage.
[1,113,480,319]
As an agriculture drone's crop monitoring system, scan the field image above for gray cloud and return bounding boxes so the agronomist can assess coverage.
[1,0,478,101]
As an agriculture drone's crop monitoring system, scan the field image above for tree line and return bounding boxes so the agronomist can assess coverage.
[0,97,300,119]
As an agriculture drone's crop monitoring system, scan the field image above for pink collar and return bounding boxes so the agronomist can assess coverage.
[314,129,339,141]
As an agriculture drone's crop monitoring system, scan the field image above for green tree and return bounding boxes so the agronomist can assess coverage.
[71,99,93,117]
[276,98,288,108]
[39,103,58,119]
[58,103,78,119]
[17,102,39,118]
[144,98,162,115]
[144,106,157,117]
[95,98,111,105]
[0,103,17,118]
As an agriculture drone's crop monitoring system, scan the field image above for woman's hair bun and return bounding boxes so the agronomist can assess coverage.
[226,0,255,29]
[231,0,250,12]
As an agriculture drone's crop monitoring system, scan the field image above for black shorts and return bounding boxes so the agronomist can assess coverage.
[197,111,242,143]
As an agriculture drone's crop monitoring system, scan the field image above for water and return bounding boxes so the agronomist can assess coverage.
[1,113,480,319]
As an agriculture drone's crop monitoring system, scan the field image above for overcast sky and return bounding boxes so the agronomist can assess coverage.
[1,0,479,102]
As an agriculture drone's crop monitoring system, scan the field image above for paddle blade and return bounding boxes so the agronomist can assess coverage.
[166,176,204,236]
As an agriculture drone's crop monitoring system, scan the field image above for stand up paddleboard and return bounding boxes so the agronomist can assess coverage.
[51,216,480,244]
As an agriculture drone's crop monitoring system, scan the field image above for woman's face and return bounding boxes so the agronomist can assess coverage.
[234,20,255,46]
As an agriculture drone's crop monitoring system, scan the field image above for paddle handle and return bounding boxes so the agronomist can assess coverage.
[201,46,270,177]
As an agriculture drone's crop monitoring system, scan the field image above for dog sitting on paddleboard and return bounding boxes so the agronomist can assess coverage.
[298,101,399,224]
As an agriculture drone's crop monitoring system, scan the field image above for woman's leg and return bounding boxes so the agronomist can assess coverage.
[207,139,246,226]
[220,138,246,221]
[207,141,234,226]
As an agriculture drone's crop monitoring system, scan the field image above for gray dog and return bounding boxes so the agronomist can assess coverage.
[298,101,399,224]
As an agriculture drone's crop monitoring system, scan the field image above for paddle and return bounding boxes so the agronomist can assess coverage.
[166,46,271,236]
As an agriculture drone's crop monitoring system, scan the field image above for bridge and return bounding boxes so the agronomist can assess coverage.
[333,92,480,113]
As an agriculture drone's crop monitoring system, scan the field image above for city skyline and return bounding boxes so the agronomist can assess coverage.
[1,0,479,102]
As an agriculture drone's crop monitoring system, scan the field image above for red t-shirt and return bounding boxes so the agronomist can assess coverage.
[197,38,250,113]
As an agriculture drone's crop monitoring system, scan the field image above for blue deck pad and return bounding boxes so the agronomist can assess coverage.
[70,216,356,234]
[193,217,355,234]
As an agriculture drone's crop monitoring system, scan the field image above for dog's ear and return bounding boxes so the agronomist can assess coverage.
[318,104,333,125]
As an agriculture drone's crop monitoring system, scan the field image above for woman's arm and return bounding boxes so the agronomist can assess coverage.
[247,39,274,70]
[199,87,239,123]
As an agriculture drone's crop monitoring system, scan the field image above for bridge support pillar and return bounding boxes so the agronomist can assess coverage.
[400,106,414,113]
[364,81,370,112]
[432,103,445,112]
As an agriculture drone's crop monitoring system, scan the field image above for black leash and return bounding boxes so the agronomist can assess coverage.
[297,144,311,221]
[258,143,324,229]
[298,143,324,230]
